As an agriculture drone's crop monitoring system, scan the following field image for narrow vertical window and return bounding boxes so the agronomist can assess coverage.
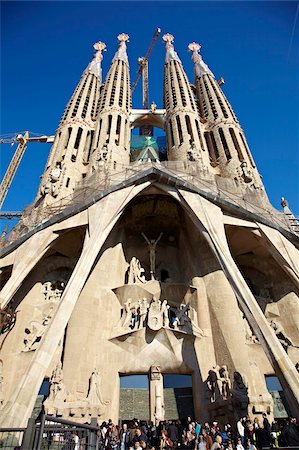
[176,116,183,145]
[210,131,220,160]
[116,115,121,145]
[106,115,112,143]
[229,128,244,161]
[218,128,231,161]
[65,127,72,148]
[74,127,83,150]
[168,120,174,148]
[204,131,217,164]
[185,115,194,143]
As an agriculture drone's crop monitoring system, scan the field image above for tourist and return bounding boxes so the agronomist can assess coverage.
[120,423,131,450]
[161,430,173,450]
[201,429,213,450]
[225,441,234,450]
[197,435,206,450]
[236,419,244,445]
[261,413,270,432]
[107,424,120,450]
[245,438,257,450]
[281,417,299,447]
[132,428,148,446]
[167,421,179,449]
[252,418,259,431]
[235,438,244,450]
[211,436,223,450]
[255,423,272,450]
[71,431,80,450]
[244,424,255,445]
[184,423,196,448]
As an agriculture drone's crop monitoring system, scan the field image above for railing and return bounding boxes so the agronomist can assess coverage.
[0,428,25,449]
[0,415,102,450]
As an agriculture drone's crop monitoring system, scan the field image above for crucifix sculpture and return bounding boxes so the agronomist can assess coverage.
[141,232,163,280]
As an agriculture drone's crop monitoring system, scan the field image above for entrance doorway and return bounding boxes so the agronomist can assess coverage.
[164,374,194,421]
[119,375,149,421]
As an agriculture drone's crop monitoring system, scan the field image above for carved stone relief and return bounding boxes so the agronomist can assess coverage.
[44,365,109,419]
[23,310,53,352]
[115,295,204,338]
[22,275,68,352]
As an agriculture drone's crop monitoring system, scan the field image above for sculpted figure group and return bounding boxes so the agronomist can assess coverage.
[118,296,204,337]
[207,365,248,407]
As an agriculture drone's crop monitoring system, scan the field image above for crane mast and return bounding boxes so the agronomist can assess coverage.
[0,132,54,210]
[131,27,161,109]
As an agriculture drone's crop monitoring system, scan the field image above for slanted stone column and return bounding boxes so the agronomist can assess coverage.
[149,365,165,425]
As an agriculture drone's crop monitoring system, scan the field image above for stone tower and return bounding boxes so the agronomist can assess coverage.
[38,41,106,206]
[89,33,131,169]
[0,33,299,429]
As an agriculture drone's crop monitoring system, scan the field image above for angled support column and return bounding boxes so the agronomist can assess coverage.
[177,189,299,416]
[0,230,59,309]
[0,182,150,427]
[257,223,299,289]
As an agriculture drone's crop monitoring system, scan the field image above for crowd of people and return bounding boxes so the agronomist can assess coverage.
[95,415,299,450]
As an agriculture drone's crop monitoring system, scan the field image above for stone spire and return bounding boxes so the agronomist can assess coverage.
[37,41,106,206]
[188,42,214,78]
[163,33,182,64]
[113,33,129,64]
[189,41,263,188]
[163,34,210,166]
[89,34,131,170]
[88,41,107,80]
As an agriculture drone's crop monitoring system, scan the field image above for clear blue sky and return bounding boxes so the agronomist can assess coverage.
[1,1,299,234]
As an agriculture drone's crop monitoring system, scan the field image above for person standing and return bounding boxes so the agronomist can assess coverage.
[120,423,131,450]
[167,421,178,450]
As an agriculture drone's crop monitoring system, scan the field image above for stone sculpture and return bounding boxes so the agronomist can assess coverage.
[47,361,68,403]
[141,232,163,280]
[161,299,170,327]
[240,310,259,344]
[240,161,253,183]
[128,257,146,284]
[148,297,163,330]
[87,368,106,406]
[219,365,231,400]
[207,366,222,402]
[121,299,133,329]
[269,319,294,351]
[231,371,249,409]
[23,313,52,352]
[43,279,66,303]
[138,298,149,329]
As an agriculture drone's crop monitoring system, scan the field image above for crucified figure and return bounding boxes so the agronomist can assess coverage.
[141,232,163,280]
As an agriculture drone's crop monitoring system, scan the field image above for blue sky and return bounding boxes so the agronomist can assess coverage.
[1,1,299,234]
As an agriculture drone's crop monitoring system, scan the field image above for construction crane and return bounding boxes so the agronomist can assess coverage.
[131,27,161,110]
[0,131,54,210]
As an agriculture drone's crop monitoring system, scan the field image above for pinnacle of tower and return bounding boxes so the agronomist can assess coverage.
[113,33,129,65]
[188,42,214,78]
[163,33,182,64]
[87,41,106,80]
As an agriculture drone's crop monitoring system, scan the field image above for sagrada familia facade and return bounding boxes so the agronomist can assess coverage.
[0,33,299,428]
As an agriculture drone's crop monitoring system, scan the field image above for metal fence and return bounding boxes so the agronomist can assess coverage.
[0,415,102,450]
[0,428,25,449]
